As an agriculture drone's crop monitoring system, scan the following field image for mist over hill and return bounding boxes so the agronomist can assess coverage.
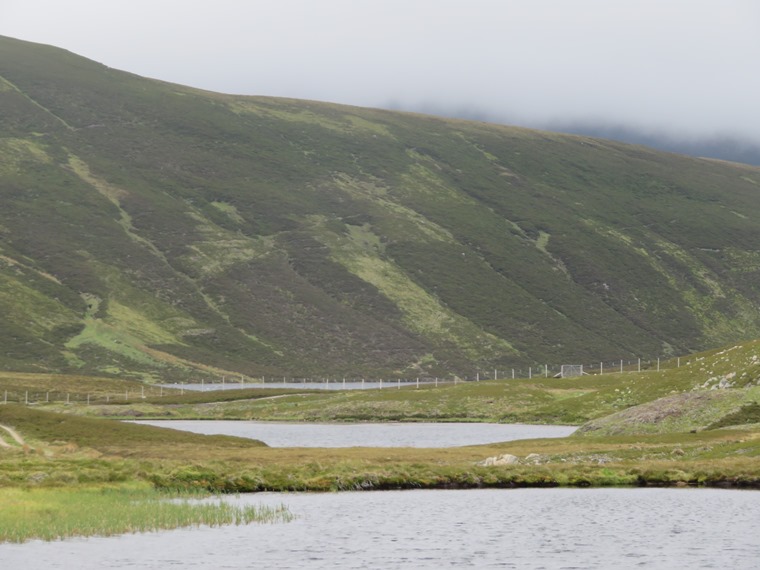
[2,35,760,381]
[393,103,760,167]
[549,124,760,167]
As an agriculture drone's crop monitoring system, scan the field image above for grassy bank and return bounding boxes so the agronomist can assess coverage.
[2,405,759,494]
[5,340,760,429]
[56,359,760,429]
[35,373,659,423]
[0,483,292,543]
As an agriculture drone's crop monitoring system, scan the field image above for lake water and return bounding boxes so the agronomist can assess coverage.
[3,488,758,569]
[134,420,577,447]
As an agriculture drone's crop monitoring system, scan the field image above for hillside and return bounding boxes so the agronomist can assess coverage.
[2,35,760,380]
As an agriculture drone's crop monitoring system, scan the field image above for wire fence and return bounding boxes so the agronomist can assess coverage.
[0,354,698,406]
[0,384,180,406]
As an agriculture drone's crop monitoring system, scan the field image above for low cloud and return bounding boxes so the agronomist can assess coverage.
[3,0,759,156]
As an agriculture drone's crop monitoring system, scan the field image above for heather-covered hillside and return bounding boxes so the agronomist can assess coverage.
[2,35,760,380]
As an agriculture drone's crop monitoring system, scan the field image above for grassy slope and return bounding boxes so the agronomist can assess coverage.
[6,338,759,432]
[2,341,759,433]
[2,36,760,379]
[1,403,759,492]
[57,340,759,431]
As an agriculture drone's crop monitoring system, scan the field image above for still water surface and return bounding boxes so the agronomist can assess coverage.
[3,488,758,569]
[134,420,576,447]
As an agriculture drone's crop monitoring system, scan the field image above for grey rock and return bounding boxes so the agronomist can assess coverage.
[477,453,519,466]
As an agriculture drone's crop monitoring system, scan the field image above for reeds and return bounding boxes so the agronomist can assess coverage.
[0,483,292,543]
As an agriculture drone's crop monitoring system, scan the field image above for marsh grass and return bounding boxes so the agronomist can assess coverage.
[0,483,292,543]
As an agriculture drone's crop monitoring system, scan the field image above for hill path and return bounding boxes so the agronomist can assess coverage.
[0,424,26,448]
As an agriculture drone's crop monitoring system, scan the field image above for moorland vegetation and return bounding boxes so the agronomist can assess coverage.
[2,36,760,543]
[2,35,760,380]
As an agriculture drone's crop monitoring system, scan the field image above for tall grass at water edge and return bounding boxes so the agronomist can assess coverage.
[0,483,292,543]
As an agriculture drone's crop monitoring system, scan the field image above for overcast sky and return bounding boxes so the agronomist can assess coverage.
[2,0,760,144]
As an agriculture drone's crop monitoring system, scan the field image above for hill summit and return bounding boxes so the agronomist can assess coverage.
[1,35,760,380]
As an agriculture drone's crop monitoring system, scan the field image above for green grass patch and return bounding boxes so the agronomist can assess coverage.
[707,401,760,430]
[0,483,292,543]
[0,404,267,453]
[0,371,152,401]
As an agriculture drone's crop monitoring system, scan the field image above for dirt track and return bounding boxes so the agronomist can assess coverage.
[0,424,25,448]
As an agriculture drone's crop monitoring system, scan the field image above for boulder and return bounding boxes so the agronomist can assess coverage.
[477,453,519,466]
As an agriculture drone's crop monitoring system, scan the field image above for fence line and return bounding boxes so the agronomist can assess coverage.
[0,353,702,406]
